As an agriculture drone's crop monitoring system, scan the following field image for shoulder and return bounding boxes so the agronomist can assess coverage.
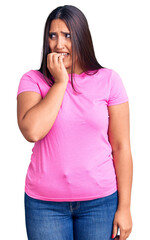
[21,69,40,81]
[86,68,114,80]
[96,68,123,85]
[94,68,118,78]
[87,68,116,84]
[20,69,50,87]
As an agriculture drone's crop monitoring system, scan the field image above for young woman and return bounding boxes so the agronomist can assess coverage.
[17,5,133,240]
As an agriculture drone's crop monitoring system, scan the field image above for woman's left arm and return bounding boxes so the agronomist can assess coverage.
[108,101,133,240]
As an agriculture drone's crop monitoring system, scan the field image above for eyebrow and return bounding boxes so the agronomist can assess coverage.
[49,31,70,35]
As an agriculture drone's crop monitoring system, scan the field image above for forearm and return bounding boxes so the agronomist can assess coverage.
[112,148,133,210]
[22,82,68,142]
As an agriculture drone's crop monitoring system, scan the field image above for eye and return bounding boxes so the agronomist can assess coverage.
[65,33,71,38]
[49,33,56,39]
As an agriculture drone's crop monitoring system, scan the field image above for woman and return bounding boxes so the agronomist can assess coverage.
[17,5,133,240]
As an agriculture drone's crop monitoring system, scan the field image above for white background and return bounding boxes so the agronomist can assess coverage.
[0,0,150,239]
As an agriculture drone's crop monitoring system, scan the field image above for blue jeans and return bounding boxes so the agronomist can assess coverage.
[25,191,118,240]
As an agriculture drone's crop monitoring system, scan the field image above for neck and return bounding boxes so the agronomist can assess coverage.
[67,66,84,75]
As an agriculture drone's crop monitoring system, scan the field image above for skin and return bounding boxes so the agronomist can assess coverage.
[17,18,133,240]
[108,102,133,239]
[48,18,83,82]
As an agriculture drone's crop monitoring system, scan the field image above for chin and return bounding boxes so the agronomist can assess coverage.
[66,68,72,74]
[64,64,72,72]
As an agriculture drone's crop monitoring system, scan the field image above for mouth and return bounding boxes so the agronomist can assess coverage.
[57,52,69,56]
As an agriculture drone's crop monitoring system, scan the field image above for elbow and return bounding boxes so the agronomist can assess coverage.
[112,144,132,157]
[111,140,131,153]
[18,119,51,142]
[25,135,38,143]
[25,130,40,143]
[18,119,41,142]
[19,127,40,143]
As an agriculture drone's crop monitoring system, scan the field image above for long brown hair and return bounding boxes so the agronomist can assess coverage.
[38,5,104,93]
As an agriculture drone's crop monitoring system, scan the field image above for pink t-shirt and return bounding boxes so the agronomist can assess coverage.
[17,68,129,201]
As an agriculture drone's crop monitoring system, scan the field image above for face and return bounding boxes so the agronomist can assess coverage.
[49,19,82,74]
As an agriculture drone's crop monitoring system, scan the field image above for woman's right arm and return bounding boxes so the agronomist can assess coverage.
[17,53,69,142]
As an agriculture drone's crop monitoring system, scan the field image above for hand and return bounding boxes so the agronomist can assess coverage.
[47,52,69,84]
[112,208,132,240]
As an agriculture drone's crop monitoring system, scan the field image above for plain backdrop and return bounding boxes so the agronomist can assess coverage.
[0,0,150,239]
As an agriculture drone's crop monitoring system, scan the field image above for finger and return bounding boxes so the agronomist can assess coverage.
[119,229,126,240]
[112,224,118,239]
[58,55,65,68]
[47,52,58,65]
[47,53,55,68]
[50,52,58,65]
[124,229,132,240]
[115,236,119,240]
[53,53,62,66]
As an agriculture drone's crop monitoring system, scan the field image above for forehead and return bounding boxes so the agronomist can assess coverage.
[49,19,70,32]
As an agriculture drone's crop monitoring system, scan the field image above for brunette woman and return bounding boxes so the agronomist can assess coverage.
[17,5,133,240]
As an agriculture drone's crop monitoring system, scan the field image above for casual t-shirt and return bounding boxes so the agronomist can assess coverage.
[17,68,129,201]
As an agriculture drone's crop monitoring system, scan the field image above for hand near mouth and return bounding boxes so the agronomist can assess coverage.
[47,52,69,84]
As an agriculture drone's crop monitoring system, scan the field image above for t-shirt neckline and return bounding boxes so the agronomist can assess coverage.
[35,69,87,80]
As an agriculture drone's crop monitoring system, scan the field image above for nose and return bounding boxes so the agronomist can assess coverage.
[56,36,64,49]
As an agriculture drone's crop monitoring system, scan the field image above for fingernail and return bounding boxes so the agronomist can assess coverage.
[111,234,115,239]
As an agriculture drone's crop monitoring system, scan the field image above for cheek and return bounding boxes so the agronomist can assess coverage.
[49,40,54,51]
[67,41,72,52]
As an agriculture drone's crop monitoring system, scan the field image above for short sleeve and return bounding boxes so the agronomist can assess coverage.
[107,70,129,106]
[17,71,41,97]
